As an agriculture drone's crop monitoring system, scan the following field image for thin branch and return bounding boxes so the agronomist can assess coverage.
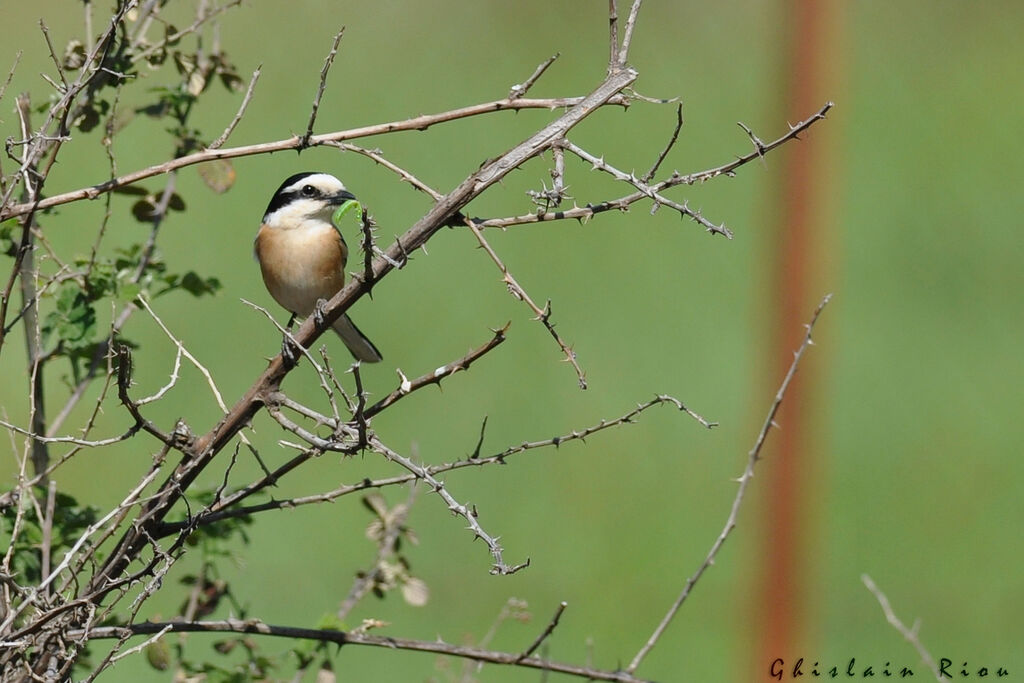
[0,94,631,222]
[127,0,245,64]
[642,103,683,182]
[240,298,329,376]
[108,625,173,664]
[157,393,712,534]
[509,53,560,100]
[39,481,57,598]
[39,20,68,88]
[608,0,619,73]
[136,295,230,413]
[861,574,950,683]
[670,101,833,185]
[302,28,345,148]
[625,293,832,675]
[562,138,732,237]
[328,142,442,200]
[475,394,715,467]
[465,219,588,388]
[517,601,567,662]
[0,418,139,448]
[616,0,644,68]
[475,102,833,232]
[737,120,766,160]
[551,145,566,201]
[370,437,529,576]
[115,345,175,446]
[0,50,22,108]
[77,619,651,683]
[365,324,509,418]
[207,65,260,150]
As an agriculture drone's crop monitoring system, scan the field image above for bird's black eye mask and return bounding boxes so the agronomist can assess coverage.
[262,171,321,217]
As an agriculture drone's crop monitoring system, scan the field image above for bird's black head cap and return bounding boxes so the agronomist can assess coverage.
[263,171,321,218]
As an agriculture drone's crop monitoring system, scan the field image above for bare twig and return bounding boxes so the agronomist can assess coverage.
[737,120,766,160]
[464,219,588,388]
[155,393,711,534]
[642,103,683,182]
[509,53,560,99]
[207,65,261,150]
[562,138,732,237]
[616,0,644,68]
[0,94,631,222]
[626,293,832,674]
[38,20,68,88]
[370,436,528,576]
[518,601,567,662]
[328,142,442,200]
[77,619,651,683]
[302,28,345,148]
[39,481,57,597]
[136,295,230,413]
[0,418,139,448]
[861,574,950,682]
[365,324,509,418]
[474,102,833,232]
[0,50,22,108]
[608,0,619,73]
[128,0,245,64]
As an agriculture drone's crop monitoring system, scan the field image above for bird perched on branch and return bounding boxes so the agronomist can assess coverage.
[255,171,382,363]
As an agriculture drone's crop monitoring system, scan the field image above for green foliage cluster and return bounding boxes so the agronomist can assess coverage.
[0,489,98,585]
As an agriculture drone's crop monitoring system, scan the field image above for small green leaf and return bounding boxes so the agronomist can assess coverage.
[117,282,141,303]
[145,638,171,671]
[74,103,101,132]
[0,218,18,256]
[44,286,96,349]
[167,193,186,211]
[179,271,221,297]
[131,198,156,222]
[313,613,344,632]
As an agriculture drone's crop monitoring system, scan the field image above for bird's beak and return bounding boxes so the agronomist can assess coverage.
[328,189,357,205]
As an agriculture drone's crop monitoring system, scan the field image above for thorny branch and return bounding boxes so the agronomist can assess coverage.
[302,27,345,148]
[0,94,632,223]
[625,294,832,674]
[153,393,713,535]
[76,619,652,683]
[474,101,833,233]
[465,219,589,388]
[862,574,950,683]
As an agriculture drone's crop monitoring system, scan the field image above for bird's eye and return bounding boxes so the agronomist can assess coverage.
[301,185,317,197]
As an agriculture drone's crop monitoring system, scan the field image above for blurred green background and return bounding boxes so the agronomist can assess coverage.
[1,1,1021,681]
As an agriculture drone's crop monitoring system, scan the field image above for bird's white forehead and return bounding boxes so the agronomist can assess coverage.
[282,173,346,194]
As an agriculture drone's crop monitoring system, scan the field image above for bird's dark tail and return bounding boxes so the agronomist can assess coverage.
[332,313,383,363]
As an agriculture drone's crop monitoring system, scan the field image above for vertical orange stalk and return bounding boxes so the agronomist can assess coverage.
[755,0,840,676]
